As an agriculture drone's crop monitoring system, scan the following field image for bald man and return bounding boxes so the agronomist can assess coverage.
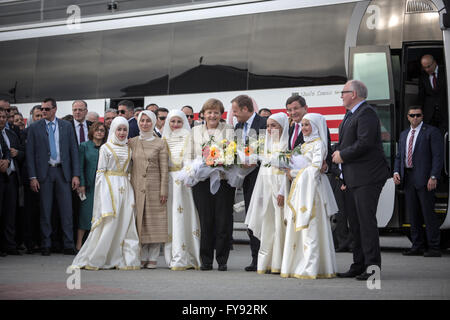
[418,54,447,131]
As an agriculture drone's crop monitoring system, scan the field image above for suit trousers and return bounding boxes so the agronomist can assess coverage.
[23,184,41,248]
[347,183,383,272]
[404,170,440,251]
[243,168,261,263]
[39,167,74,250]
[329,176,353,249]
[0,172,18,251]
[192,179,235,266]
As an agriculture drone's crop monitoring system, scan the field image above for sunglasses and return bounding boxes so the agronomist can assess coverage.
[41,107,54,111]
[408,113,423,118]
[186,115,195,119]
[118,110,127,114]
[158,116,167,120]
[340,90,353,95]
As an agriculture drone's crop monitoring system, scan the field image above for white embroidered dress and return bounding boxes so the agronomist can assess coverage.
[245,112,290,274]
[280,113,338,279]
[163,110,201,270]
[70,118,140,270]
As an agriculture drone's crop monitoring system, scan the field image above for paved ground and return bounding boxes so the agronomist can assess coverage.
[0,234,449,300]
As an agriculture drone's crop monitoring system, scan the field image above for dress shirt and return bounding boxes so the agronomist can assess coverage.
[45,118,61,165]
[290,121,300,148]
[74,119,89,145]
[242,112,257,143]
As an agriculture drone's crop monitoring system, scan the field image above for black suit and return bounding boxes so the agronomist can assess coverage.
[394,123,443,251]
[337,101,389,272]
[418,66,448,131]
[235,113,267,264]
[128,117,139,138]
[0,128,24,252]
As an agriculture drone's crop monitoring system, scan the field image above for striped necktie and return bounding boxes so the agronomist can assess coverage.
[407,129,416,168]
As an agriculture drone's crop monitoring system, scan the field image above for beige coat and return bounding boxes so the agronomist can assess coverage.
[129,137,169,244]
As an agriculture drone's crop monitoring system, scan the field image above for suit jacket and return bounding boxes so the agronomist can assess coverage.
[234,113,267,144]
[394,123,443,188]
[289,121,333,170]
[71,119,92,145]
[337,101,389,188]
[418,66,448,124]
[128,117,139,138]
[26,118,80,183]
[1,128,24,184]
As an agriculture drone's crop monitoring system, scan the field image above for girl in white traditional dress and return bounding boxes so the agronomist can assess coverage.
[162,110,201,270]
[244,112,289,274]
[70,117,141,270]
[280,113,338,279]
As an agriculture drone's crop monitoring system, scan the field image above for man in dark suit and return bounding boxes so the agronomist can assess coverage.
[286,95,332,170]
[0,108,24,256]
[117,100,139,138]
[394,105,443,257]
[231,94,267,272]
[69,100,92,247]
[418,54,448,132]
[154,108,169,137]
[26,98,80,256]
[332,80,390,280]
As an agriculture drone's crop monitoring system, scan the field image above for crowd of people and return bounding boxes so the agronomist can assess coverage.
[0,68,445,280]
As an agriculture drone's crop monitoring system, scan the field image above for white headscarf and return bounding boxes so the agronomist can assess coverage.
[162,110,191,139]
[264,112,289,156]
[303,113,328,159]
[137,110,157,141]
[107,116,129,145]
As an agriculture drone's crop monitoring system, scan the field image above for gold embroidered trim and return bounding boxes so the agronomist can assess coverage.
[91,212,116,230]
[280,272,336,279]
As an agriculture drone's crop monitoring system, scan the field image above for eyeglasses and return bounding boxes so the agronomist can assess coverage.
[41,107,54,111]
[340,90,353,95]
[186,115,194,119]
[95,128,106,132]
[158,116,167,120]
[408,113,423,118]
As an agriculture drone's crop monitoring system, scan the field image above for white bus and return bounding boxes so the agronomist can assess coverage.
[1,0,450,246]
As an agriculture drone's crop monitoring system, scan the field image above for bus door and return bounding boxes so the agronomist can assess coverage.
[400,42,449,241]
[347,45,396,228]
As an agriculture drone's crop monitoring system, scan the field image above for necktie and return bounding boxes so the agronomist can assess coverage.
[48,122,57,160]
[432,72,438,90]
[79,122,85,144]
[342,111,352,128]
[407,129,415,168]
[243,122,248,144]
[292,123,299,149]
[0,130,10,160]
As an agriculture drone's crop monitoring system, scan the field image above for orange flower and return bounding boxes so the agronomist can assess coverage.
[210,147,220,159]
[206,156,215,166]
[244,146,253,157]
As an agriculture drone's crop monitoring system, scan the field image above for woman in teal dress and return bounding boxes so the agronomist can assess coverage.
[76,122,106,250]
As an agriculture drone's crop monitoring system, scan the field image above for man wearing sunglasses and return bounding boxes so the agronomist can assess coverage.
[394,105,443,257]
[117,100,139,138]
[154,108,169,138]
[181,105,195,128]
[26,97,80,256]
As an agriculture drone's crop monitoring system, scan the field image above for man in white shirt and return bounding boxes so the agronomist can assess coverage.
[71,100,91,145]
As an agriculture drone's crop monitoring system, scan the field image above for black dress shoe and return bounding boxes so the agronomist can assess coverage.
[245,263,257,272]
[402,249,424,256]
[337,269,363,278]
[218,265,227,271]
[0,251,7,257]
[63,248,78,255]
[6,249,22,255]
[355,272,374,281]
[26,247,34,254]
[200,264,213,271]
[42,248,51,256]
[424,250,441,257]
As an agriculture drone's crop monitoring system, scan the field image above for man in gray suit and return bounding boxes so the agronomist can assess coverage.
[26,98,80,256]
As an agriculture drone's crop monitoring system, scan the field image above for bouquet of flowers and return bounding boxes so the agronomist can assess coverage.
[202,136,236,168]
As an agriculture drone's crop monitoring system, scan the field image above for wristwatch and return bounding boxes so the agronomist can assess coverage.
[430,176,437,180]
